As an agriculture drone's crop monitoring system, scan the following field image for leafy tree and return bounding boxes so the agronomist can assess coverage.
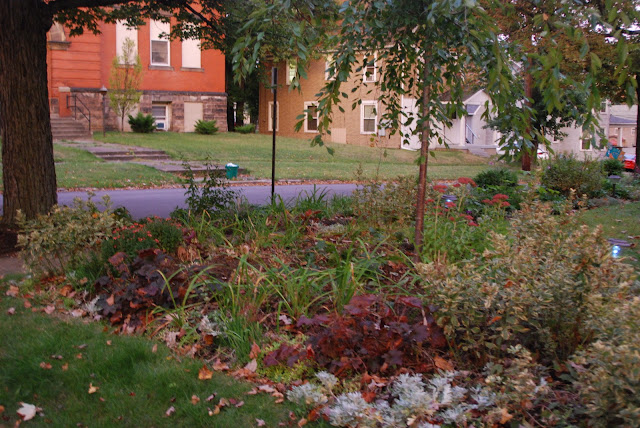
[0,0,224,225]
[109,37,143,132]
[235,0,516,254]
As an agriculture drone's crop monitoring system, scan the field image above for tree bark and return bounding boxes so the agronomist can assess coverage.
[521,67,534,171]
[635,76,639,175]
[0,0,57,225]
[414,54,431,259]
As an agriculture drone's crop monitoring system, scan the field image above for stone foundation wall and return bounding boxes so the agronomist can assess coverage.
[70,89,228,133]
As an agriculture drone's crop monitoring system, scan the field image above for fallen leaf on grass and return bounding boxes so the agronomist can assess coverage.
[70,309,85,318]
[16,402,39,421]
[99,397,106,402]
[244,359,258,373]
[434,356,454,371]
[44,305,55,314]
[165,406,175,417]
[205,394,216,402]
[198,365,213,380]
[249,342,261,359]
[88,383,99,394]
[152,344,158,353]
[59,285,73,296]
[7,307,15,315]
[50,355,63,360]
[191,395,200,405]
[39,362,52,370]
[234,400,244,408]
[76,353,83,359]
[0,404,4,414]
[279,314,292,325]
[23,300,32,309]
[298,418,308,426]
[61,363,69,371]
[212,359,229,371]
[106,340,112,346]
[6,285,19,297]
[256,419,266,426]
[75,344,88,349]
[106,294,115,306]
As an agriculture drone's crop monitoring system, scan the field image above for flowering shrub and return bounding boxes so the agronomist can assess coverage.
[423,202,634,363]
[18,196,123,277]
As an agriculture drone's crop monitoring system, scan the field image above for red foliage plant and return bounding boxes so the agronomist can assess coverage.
[295,294,447,377]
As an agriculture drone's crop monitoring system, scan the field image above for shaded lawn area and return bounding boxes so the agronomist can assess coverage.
[0,281,302,428]
[0,145,179,190]
[97,132,492,181]
[576,201,640,270]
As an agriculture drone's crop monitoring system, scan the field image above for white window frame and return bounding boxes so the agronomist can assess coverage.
[286,60,297,85]
[150,20,170,66]
[304,102,319,133]
[363,53,377,83]
[152,103,170,131]
[268,101,279,132]
[181,37,201,69]
[325,54,336,81]
[116,21,138,63]
[361,101,378,135]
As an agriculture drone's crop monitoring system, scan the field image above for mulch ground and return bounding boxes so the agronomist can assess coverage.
[0,226,18,256]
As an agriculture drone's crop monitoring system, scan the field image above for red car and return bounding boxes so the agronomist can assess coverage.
[624,154,636,171]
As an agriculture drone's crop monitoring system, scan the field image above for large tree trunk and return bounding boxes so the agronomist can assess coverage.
[0,0,57,225]
[414,57,431,259]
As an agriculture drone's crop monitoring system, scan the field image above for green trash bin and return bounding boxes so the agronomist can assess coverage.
[225,163,239,179]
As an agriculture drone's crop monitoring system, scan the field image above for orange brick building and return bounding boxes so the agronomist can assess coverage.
[47,19,226,134]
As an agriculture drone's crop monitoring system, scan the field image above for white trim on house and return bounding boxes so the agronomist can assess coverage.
[287,60,297,85]
[268,101,279,132]
[304,102,319,133]
[361,101,378,135]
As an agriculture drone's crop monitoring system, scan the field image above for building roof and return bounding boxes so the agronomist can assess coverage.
[610,115,636,126]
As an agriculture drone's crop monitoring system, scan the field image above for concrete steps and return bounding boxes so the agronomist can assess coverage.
[51,117,92,140]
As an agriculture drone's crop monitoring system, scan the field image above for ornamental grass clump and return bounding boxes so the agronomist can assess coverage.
[422,201,635,364]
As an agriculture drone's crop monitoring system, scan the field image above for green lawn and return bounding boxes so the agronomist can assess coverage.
[0,280,302,427]
[96,131,491,181]
[576,201,640,270]
[0,145,179,190]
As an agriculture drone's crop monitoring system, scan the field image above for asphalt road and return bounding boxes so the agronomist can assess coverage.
[0,183,359,219]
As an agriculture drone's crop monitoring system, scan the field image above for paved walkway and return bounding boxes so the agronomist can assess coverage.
[0,254,25,276]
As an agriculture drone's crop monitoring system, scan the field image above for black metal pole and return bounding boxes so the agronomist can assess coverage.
[271,68,278,203]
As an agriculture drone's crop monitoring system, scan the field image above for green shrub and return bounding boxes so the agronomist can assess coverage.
[602,158,624,176]
[571,297,640,427]
[235,123,256,134]
[101,222,159,263]
[541,155,604,197]
[143,218,184,253]
[128,112,156,133]
[352,176,417,228]
[194,119,218,135]
[474,168,518,188]
[17,196,122,277]
[422,202,633,364]
[181,160,236,215]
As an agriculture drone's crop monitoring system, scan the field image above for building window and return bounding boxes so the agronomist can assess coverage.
[48,22,67,43]
[363,54,376,83]
[287,61,297,84]
[182,37,201,69]
[116,21,138,61]
[325,54,335,81]
[150,20,170,66]
[361,101,377,134]
[268,101,279,132]
[600,101,608,113]
[152,103,170,131]
[304,102,319,133]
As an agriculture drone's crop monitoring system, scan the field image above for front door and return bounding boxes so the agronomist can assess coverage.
[400,97,422,151]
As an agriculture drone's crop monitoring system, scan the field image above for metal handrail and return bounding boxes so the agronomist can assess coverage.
[66,94,91,129]
[465,124,477,145]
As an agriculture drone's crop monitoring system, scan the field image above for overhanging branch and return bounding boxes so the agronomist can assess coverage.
[46,0,137,15]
